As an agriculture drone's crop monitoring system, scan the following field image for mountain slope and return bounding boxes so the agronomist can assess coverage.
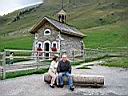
[0,0,128,51]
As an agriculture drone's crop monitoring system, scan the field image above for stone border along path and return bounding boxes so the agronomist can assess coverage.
[74,60,105,69]
[0,60,128,96]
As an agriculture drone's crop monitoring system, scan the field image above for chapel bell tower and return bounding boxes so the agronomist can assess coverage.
[57,0,67,23]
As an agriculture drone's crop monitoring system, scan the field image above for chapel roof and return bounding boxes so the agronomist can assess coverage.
[30,16,85,38]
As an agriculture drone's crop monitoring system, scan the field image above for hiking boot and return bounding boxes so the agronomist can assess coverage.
[56,85,60,88]
[59,85,64,88]
[50,85,55,88]
[70,86,74,91]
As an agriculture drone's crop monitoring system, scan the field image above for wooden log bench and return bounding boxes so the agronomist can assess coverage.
[44,73,104,87]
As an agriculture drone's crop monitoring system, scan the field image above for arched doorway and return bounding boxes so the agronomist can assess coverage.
[43,41,51,59]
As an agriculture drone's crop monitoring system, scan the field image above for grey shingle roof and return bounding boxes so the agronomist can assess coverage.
[30,16,85,37]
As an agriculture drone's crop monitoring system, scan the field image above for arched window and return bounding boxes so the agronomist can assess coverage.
[36,42,43,49]
[51,41,57,51]
[52,41,57,48]
[44,29,51,36]
[36,42,43,57]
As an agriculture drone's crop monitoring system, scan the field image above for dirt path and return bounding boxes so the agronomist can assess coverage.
[0,65,128,96]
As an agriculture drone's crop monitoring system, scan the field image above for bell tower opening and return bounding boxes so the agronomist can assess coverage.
[57,9,67,23]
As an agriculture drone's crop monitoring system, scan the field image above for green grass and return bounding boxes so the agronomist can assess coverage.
[0,36,33,51]
[103,57,128,68]
[6,58,32,64]
[5,68,48,79]
[81,21,128,48]
[0,0,127,54]
[85,55,108,63]
[71,60,85,66]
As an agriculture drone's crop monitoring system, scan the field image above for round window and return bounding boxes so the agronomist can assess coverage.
[44,29,51,35]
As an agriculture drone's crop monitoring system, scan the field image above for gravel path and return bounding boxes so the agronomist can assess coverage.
[0,65,128,96]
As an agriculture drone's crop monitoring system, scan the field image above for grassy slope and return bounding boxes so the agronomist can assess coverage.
[82,20,128,48]
[0,0,128,51]
[103,57,128,68]
[0,36,33,51]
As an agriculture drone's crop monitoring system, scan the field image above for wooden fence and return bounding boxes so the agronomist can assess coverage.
[0,47,127,80]
[85,47,128,61]
[0,49,85,80]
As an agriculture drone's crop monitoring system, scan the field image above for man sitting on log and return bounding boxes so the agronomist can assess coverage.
[57,54,74,91]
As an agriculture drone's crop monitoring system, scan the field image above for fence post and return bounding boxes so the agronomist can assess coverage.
[72,50,75,64]
[2,50,6,80]
[83,49,85,61]
[36,51,39,70]
[59,51,61,59]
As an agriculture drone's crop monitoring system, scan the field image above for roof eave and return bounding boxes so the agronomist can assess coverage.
[30,17,49,34]
[61,30,85,38]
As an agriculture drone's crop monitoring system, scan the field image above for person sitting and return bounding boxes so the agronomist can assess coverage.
[48,55,59,88]
[57,54,74,91]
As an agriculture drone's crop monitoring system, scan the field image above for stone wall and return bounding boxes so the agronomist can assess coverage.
[61,33,84,57]
[37,22,59,43]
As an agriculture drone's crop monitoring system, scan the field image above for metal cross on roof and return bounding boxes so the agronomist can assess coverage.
[61,0,64,9]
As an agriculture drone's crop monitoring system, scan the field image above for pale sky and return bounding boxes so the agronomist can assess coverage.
[0,0,43,16]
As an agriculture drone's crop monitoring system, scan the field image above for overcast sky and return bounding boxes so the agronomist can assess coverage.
[0,0,43,16]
